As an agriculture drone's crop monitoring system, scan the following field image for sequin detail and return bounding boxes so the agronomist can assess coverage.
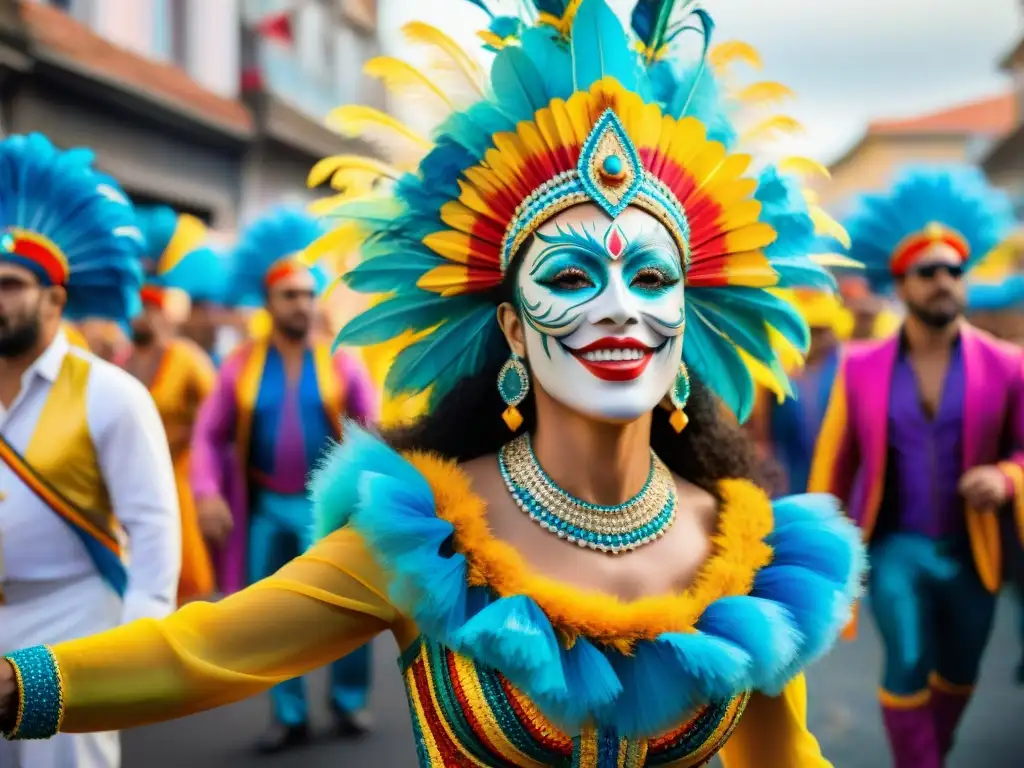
[399,636,745,767]
[3,645,64,740]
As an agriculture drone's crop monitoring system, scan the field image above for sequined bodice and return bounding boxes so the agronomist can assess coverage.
[400,636,749,767]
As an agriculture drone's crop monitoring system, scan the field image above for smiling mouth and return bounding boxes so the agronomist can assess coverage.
[568,337,662,382]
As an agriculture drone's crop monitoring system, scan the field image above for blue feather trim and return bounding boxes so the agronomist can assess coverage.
[310,425,867,737]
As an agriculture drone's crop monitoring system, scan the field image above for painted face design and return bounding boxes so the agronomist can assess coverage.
[516,204,686,422]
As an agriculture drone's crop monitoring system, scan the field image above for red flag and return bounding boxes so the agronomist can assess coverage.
[256,11,293,45]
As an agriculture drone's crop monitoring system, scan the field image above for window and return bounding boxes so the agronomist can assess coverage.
[152,0,189,66]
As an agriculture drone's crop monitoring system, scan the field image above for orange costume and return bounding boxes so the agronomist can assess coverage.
[147,339,217,602]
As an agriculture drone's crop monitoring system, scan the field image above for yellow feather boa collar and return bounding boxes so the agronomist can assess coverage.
[405,451,774,651]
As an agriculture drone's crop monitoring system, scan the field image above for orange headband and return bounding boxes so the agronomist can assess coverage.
[140,284,166,308]
[890,222,969,276]
[264,257,305,288]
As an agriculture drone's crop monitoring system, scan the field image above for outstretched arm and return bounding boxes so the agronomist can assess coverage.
[0,528,396,738]
[719,675,831,768]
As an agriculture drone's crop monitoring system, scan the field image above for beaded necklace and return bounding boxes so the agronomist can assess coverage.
[497,433,677,554]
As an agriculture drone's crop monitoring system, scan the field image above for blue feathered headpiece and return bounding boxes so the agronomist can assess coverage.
[0,133,144,324]
[134,204,208,284]
[161,245,232,306]
[228,206,328,308]
[844,165,1014,294]
[967,273,1024,312]
[310,0,849,423]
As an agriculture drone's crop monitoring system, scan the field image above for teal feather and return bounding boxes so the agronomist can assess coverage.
[570,0,639,93]
[462,0,493,16]
[683,300,756,422]
[335,293,480,347]
[521,26,574,102]
[386,306,498,395]
[709,287,811,352]
[342,250,441,293]
[491,46,551,118]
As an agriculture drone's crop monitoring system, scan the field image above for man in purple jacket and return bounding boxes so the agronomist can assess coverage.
[190,208,379,753]
[810,167,1024,768]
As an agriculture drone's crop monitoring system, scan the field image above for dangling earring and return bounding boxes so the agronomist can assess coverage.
[669,363,691,433]
[497,352,530,431]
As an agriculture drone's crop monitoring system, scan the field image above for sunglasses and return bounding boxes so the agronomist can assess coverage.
[276,289,316,302]
[908,263,964,281]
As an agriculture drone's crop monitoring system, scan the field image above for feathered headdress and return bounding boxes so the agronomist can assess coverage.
[161,245,232,306]
[229,206,329,308]
[844,165,1015,294]
[134,204,208,308]
[0,132,144,325]
[310,0,848,423]
[967,273,1024,313]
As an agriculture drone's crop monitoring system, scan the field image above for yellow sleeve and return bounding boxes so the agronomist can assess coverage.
[51,528,398,733]
[719,675,831,768]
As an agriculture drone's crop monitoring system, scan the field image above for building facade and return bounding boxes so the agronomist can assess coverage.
[815,93,1016,214]
[0,0,381,231]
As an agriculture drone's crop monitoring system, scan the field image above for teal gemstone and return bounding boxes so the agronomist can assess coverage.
[0,233,13,252]
[602,154,624,175]
[500,372,524,401]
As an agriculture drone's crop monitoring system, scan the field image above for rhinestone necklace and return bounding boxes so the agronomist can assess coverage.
[497,433,677,554]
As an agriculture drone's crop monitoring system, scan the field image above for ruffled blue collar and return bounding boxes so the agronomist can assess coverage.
[312,425,865,738]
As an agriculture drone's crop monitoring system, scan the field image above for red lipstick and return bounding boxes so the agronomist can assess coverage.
[569,337,654,382]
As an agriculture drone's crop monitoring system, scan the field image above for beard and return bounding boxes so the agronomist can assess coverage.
[132,327,155,347]
[907,296,964,329]
[0,310,41,358]
[275,314,310,341]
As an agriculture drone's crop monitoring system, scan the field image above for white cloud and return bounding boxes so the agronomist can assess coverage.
[381,0,1023,161]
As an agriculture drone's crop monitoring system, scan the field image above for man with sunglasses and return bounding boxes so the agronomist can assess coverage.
[0,134,180,768]
[188,207,379,754]
[811,166,1024,768]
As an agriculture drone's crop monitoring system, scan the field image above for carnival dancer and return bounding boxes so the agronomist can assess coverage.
[966,271,1024,685]
[768,288,849,495]
[810,165,1024,767]
[0,133,180,768]
[126,206,218,605]
[161,242,234,365]
[0,4,864,766]
[189,207,379,753]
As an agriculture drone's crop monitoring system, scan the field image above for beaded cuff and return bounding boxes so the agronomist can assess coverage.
[2,645,64,740]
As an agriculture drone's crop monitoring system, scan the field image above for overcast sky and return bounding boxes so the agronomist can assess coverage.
[382,0,1023,163]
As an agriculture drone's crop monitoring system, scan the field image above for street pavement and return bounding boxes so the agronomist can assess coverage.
[124,595,1024,767]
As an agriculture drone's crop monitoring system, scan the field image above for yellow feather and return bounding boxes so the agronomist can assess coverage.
[803,188,821,206]
[299,223,364,268]
[308,155,401,189]
[402,21,485,98]
[812,252,863,270]
[476,29,512,50]
[777,156,830,180]
[364,56,454,110]
[810,206,852,248]
[708,41,763,73]
[740,115,804,144]
[732,81,795,106]
[156,214,207,274]
[308,192,363,217]
[325,105,432,164]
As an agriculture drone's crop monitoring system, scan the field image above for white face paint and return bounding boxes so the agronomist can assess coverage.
[515,204,686,422]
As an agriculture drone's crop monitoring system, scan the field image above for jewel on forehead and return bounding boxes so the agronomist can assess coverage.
[578,109,643,220]
[605,224,625,258]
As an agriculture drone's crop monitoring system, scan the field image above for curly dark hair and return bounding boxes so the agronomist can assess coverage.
[384,235,760,495]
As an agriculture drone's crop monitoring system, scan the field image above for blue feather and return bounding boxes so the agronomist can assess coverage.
[161,245,231,304]
[968,274,1024,311]
[0,132,142,325]
[845,165,1015,294]
[386,306,499,395]
[342,250,440,293]
[336,293,481,348]
[491,46,552,119]
[229,206,325,307]
[683,296,757,422]
[570,0,639,92]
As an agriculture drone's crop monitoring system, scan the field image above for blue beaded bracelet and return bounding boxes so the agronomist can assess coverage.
[3,646,64,740]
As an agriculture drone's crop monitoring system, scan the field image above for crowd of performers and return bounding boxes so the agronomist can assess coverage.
[0,1,1021,767]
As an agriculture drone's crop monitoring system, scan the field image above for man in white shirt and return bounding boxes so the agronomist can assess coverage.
[0,133,180,768]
